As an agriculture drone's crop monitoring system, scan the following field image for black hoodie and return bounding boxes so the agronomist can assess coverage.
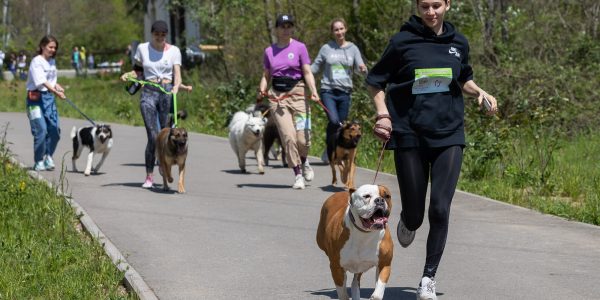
[366,15,473,148]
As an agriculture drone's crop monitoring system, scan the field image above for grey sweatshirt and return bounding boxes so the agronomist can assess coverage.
[311,41,365,93]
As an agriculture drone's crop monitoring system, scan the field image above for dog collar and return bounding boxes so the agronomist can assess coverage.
[347,201,370,233]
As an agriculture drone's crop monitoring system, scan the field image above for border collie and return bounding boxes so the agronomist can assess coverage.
[71,124,113,176]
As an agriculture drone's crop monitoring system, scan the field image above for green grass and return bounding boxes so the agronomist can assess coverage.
[0,126,135,299]
[1,76,598,227]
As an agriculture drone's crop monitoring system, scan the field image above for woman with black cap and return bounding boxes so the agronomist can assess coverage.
[120,20,182,188]
[256,14,320,190]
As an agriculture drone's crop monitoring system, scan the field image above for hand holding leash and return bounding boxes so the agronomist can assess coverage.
[373,114,392,141]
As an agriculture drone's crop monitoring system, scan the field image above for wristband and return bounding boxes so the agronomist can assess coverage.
[376,114,391,121]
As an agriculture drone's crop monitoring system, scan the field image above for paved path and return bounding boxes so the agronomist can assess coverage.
[2,111,600,299]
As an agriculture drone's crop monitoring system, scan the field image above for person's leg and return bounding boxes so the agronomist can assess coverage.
[336,90,351,124]
[321,90,339,158]
[422,145,463,279]
[139,89,161,175]
[394,147,430,231]
[270,96,300,169]
[157,85,173,130]
[41,93,60,158]
[27,104,47,164]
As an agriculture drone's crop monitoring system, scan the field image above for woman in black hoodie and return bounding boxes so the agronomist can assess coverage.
[366,1,498,299]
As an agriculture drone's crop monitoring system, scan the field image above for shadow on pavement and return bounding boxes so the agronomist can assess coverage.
[307,286,419,299]
[236,183,291,189]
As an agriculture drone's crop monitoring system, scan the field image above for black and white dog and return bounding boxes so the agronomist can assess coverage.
[71,124,113,176]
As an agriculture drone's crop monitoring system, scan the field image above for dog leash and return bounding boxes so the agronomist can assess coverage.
[126,77,180,127]
[372,138,389,185]
[263,92,337,124]
[65,98,97,126]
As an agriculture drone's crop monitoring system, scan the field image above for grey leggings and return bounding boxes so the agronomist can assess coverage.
[394,145,463,279]
[140,85,172,173]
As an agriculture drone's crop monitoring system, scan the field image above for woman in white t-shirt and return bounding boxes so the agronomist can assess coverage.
[120,20,182,188]
[25,35,67,171]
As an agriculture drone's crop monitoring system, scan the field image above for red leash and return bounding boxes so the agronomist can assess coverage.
[265,92,333,118]
[372,137,390,184]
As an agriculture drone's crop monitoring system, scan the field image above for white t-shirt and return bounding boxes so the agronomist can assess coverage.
[26,55,57,91]
[134,42,182,81]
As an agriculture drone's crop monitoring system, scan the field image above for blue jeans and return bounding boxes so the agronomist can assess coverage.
[321,89,351,154]
[27,91,60,163]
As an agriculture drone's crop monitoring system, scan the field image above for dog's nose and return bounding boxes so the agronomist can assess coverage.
[375,197,385,206]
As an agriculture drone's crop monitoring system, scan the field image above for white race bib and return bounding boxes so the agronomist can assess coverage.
[412,68,452,94]
[294,113,311,130]
[28,106,42,120]
[331,63,349,80]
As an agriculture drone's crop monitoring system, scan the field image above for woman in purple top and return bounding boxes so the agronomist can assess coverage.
[257,14,320,190]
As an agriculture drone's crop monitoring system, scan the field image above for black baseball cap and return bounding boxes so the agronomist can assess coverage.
[151,20,169,33]
[275,14,294,27]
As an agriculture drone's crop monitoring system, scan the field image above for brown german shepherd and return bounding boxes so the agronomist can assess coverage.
[156,127,188,193]
[328,121,362,190]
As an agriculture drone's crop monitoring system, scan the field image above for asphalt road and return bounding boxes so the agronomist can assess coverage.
[2,111,600,299]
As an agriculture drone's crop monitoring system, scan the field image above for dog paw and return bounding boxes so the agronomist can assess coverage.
[84,171,91,176]
[240,168,247,173]
[178,187,186,194]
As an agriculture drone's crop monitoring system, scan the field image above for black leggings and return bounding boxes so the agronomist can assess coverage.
[140,85,172,173]
[394,145,463,279]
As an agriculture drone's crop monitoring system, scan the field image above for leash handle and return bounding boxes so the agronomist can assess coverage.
[372,139,388,184]
[173,93,178,127]
[126,77,181,128]
[126,77,173,95]
[65,98,96,126]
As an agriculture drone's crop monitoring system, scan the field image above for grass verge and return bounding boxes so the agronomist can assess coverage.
[0,124,136,299]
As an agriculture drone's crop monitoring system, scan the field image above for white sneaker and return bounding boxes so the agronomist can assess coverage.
[302,161,314,182]
[397,217,416,248]
[33,161,46,171]
[44,156,55,170]
[292,174,305,189]
[416,277,437,300]
[142,175,154,188]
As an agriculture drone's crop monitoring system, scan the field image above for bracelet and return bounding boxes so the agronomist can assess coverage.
[376,114,391,121]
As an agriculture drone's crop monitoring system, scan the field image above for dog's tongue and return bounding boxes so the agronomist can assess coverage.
[361,216,388,229]
[373,216,388,226]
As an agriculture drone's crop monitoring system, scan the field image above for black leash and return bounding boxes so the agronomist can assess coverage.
[65,98,97,126]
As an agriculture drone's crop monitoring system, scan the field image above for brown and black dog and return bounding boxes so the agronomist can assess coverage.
[156,127,188,193]
[328,121,362,189]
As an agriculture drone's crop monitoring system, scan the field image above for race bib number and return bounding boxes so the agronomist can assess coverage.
[412,68,452,94]
[28,106,42,120]
[331,63,349,80]
[294,113,311,131]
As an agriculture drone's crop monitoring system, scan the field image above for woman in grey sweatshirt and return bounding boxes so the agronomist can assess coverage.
[311,18,367,163]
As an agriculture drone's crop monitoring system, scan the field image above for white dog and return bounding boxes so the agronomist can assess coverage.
[71,124,113,176]
[228,111,267,174]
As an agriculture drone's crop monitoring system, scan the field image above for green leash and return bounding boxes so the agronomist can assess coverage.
[126,77,179,127]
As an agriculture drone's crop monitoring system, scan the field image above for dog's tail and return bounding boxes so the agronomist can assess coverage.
[70,126,78,139]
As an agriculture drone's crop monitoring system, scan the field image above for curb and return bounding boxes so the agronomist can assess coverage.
[10,157,159,300]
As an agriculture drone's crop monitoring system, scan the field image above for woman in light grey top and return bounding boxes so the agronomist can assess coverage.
[311,18,367,163]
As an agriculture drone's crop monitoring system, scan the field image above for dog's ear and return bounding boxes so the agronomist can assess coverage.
[349,187,357,195]
[262,117,268,125]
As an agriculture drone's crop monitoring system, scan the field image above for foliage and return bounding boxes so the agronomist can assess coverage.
[1,0,143,65]
[0,125,134,299]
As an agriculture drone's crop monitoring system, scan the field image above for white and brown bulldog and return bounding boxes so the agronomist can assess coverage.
[316,184,393,300]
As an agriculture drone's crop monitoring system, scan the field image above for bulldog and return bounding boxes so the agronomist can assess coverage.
[316,184,393,300]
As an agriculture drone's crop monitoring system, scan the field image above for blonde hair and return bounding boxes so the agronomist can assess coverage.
[329,18,348,32]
